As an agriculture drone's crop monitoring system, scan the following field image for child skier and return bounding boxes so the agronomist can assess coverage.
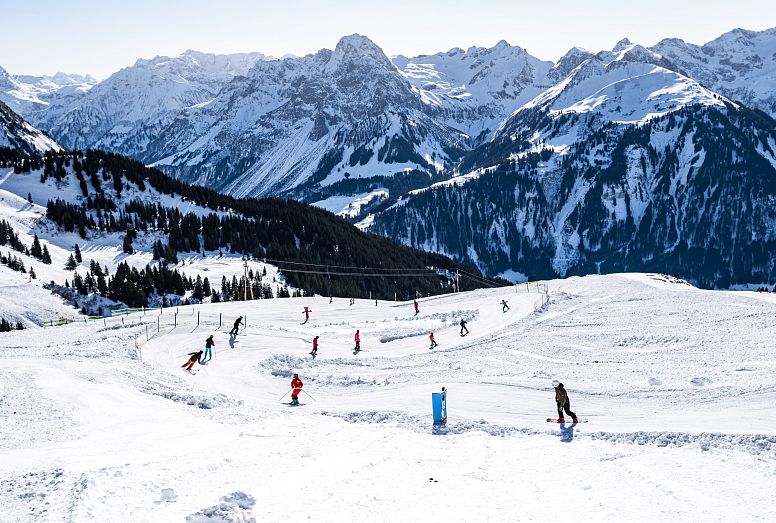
[303,306,312,323]
[201,335,215,363]
[459,319,469,336]
[553,381,578,423]
[182,349,204,371]
[354,329,361,351]
[429,332,438,349]
[290,373,303,405]
[414,300,419,316]
[229,316,244,336]
[311,335,319,356]
[501,299,510,312]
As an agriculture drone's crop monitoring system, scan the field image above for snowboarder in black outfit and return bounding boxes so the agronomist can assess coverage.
[553,381,578,423]
[501,299,510,312]
[229,316,243,336]
[459,319,469,336]
[414,300,419,316]
[182,350,204,371]
[201,335,215,363]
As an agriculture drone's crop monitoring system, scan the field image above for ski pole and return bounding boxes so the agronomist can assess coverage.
[279,389,293,401]
[302,389,316,401]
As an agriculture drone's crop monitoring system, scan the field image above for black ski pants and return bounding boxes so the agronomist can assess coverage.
[557,401,577,420]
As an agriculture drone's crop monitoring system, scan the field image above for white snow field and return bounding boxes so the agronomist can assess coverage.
[2,274,776,522]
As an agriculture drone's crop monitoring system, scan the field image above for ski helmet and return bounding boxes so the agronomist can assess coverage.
[551,380,560,388]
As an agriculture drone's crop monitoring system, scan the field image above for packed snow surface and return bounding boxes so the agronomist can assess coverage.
[2,273,776,521]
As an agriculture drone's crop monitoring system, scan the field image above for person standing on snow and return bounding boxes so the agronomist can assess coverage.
[459,319,469,336]
[354,329,361,351]
[303,306,312,324]
[414,300,419,316]
[229,316,244,336]
[553,381,578,423]
[311,335,319,356]
[429,332,438,349]
[501,299,510,312]
[290,373,303,405]
[201,335,215,363]
[182,349,204,371]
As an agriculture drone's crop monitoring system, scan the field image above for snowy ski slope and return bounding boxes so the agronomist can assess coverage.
[2,273,776,521]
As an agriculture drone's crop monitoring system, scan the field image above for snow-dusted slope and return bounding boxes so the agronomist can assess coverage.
[0,101,61,154]
[2,273,775,520]
[25,50,265,154]
[652,27,776,117]
[392,41,553,141]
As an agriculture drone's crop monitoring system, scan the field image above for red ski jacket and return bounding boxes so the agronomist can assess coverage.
[354,332,360,342]
[291,377,303,390]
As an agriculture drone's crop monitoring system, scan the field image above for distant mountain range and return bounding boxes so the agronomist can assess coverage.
[2,27,776,287]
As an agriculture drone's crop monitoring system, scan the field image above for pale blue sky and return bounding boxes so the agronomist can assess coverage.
[3,0,776,79]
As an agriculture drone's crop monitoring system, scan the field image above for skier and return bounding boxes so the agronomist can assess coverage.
[329,296,333,304]
[459,319,469,336]
[501,299,510,312]
[229,316,244,336]
[429,332,438,349]
[553,381,578,423]
[311,335,319,356]
[290,373,303,405]
[201,335,215,363]
[350,298,354,306]
[181,349,204,371]
[303,306,312,323]
[354,329,361,352]
[414,300,419,316]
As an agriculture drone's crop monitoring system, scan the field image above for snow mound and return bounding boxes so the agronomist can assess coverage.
[186,491,256,523]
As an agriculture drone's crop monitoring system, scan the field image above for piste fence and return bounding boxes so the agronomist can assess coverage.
[44,304,250,360]
[517,281,550,309]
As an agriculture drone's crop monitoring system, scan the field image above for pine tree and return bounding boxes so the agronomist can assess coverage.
[42,245,52,264]
[0,318,10,332]
[122,233,134,254]
[65,254,77,270]
[27,192,32,204]
[31,234,42,258]
[74,243,82,263]
[29,267,36,280]
[15,321,24,330]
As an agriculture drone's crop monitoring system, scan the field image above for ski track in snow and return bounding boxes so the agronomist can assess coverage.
[2,274,776,520]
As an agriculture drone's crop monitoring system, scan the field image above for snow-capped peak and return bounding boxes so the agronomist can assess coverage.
[612,37,633,53]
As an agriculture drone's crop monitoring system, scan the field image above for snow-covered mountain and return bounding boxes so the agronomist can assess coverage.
[369,43,776,288]
[0,100,61,155]
[392,41,553,142]
[651,27,776,117]
[147,35,469,197]
[0,65,96,116]
[24,50,266,154]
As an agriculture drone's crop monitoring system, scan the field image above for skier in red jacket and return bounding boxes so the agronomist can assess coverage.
[354,329,361,351]
[291,374,303,405]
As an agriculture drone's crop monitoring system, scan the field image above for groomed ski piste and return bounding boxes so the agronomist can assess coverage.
[2,273,776,521]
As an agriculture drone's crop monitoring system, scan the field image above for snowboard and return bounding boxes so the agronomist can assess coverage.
[546,418,587,423]
[184,369,199,374]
